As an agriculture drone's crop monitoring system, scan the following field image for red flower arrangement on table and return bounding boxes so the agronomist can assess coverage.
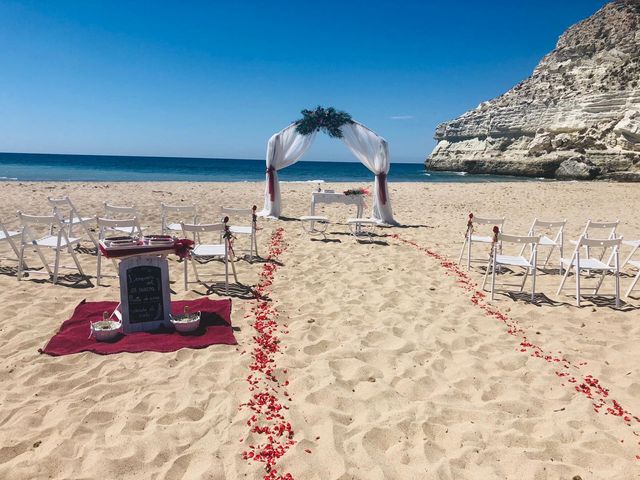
[240,227,297,480]
[343,187,370,196]
[391,232,640,459]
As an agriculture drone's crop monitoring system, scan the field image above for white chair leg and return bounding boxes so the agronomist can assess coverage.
[68,243,86,279]
[557,265,570,295]
[490,257,497,301]
[184,259,188,291]
[52,248,60,284]
[593,270,607,296]
[531,266,537,303]
[190,257,200,283]
[542,245,555,270]
[520,267,529,292]
[224,255,229,294]
[34,244,52,277]
[253,231,259,258]
[457,237,467,265]
[467,239,472,270]
[615,254,620,308]
[622,244,639,268]
[97,253,102,286]
[576,266,581,307]
[17,245,25,281]
[626,270,640,298]
[481,258,491,291]
[83,223,99,249]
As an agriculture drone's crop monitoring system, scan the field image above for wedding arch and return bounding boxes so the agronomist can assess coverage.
[258,107,397,225]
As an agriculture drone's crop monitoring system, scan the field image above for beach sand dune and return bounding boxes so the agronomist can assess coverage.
[0,181,639,479]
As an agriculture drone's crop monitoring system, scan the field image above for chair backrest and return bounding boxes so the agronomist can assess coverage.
[162,203,197,214]
[18,212,60,227]
[180,222,225,234]
[48,196,72,209]
[96,217,141,239]
[219,206,257,224]
[531,218,566,230]
[577,236,622,249]
[580,219,619,239]
[473,216,505,226]
[18,212,66,245]
[161,203,197,231]
[220,206,252,216]
[498,233,540,245]
[529,218,566,241]
[104,202,139,217]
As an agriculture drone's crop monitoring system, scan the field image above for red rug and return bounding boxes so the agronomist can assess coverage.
[42,297,237,356]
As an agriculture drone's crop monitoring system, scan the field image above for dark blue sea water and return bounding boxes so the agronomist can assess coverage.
[0,152,530,183]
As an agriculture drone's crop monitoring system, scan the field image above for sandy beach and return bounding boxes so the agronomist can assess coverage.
[1,180,639,480]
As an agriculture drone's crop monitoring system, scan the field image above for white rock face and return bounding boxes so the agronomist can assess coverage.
[426,0,640,181]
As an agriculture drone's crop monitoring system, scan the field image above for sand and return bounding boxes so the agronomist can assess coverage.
[0,180,639,479]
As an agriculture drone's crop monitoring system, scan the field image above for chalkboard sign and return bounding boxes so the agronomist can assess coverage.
[119,256,172,333]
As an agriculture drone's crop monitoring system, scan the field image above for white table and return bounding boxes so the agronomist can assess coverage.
[310,192,365,218]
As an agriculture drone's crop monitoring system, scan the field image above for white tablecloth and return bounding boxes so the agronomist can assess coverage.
[310,192,365,218]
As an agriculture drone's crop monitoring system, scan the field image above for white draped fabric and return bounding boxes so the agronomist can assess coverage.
[339,122,395,225]
[259,124,316,218]
[259,120,397,225]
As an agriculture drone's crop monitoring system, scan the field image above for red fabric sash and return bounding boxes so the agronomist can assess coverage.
[376,172,388,205]
[267,167,276,201]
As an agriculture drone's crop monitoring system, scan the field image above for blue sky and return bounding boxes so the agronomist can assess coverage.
[0,0,607,163]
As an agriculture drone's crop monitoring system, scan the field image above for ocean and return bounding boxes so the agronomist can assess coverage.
[0,152,531,183]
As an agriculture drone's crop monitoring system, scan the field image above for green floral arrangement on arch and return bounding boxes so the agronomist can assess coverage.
[294,106,354,138]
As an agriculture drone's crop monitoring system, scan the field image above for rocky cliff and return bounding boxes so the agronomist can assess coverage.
[426,0,640,181]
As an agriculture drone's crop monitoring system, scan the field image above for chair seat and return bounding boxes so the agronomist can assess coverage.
[62,216,94,225]
[167,223,182,231]
[561,257,615,270]
[300,216,329,222]
[347,218,378,225]
[539,235,558,246]
[192,244,225,257]
[0,230,20,240]
[623,239,640,247]
[470,235,493,243]
[230,225,252,235]
[495,254,533,268]
[35,235,81,248]
[628,260,640,269]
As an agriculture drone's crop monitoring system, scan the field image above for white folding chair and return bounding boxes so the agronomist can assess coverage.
[161,203,197,235]
[181,221,238,294]
[458,214,505,270]
[219,206,259,261]
[520,218,566,273]
[0,218,25,269]
[569,220,619,261]
[96,217,143,285]
[482,232,540,302]
[103,203,145,235]
[48,196,98,248]
[17,212,87,285]
[557,236,622,307]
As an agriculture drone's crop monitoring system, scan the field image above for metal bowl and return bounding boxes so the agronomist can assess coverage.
[91,320,122,342]
[170,311,201,333]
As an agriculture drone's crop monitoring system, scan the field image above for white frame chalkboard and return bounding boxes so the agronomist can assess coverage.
[119,255,172,333]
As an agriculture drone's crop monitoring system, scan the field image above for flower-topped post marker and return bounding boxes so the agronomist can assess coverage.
[294,106,354,138]
[466,213,474,239]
